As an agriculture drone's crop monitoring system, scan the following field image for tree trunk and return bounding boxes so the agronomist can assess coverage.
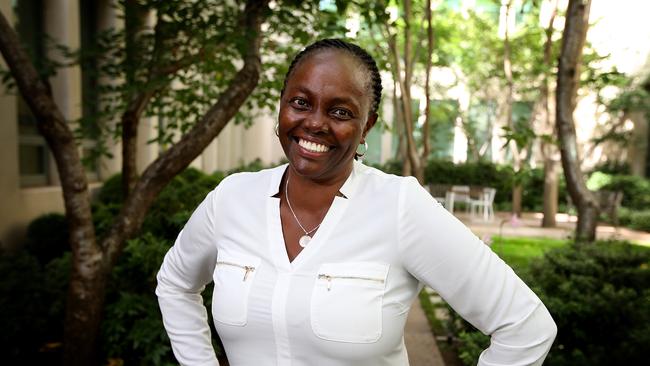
[0,1,270,364]
[542,158,558,227]
[121,112,139,196]
[502,0,522,217]
[121,0,147,197]
[397,0,424,183]
[421,0,433,161]
[541,0,560,227]
[512,185,523,217]
[556,0,598,242]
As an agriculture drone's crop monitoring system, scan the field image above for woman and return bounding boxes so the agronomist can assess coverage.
[156,39,556,366]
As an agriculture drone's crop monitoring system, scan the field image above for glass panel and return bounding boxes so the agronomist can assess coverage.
[467,100,497,160]
[19,144,47,176]
[513,101,533,129]
[82,146,99,172]
[17,96,39,134]
[80,0,100,129]
[14,0,44,67]
[475,0,500,21]
[428,100,458,160]
[364,125,382,165]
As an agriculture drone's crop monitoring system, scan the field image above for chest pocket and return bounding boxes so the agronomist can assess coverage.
[311,262,390,343]
[211,253,261,326]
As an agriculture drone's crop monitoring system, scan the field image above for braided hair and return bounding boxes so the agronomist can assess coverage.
[281,38,383,115]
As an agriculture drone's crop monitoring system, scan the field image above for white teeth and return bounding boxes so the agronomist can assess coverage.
[298,139,330,153]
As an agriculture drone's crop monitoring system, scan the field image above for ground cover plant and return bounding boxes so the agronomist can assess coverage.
[421,237,650,366]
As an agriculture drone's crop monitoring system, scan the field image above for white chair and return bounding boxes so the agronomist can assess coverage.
[427,184,449,208]
[470,187,496,221]
[446,185,471,214]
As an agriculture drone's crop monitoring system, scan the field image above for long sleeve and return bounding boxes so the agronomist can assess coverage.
[156,188,221,366]
[397,177,556,366]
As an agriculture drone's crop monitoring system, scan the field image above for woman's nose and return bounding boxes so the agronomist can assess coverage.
[303,110,329,133]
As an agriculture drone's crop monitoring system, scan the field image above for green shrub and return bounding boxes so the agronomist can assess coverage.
[457,331,489,365]
[586,171,613,191]
[96,173,124,204]
[618,208,650,232]
[371,158,403,176]
[24,213,69,265]
[94,167,224,240]
[590,161,630,175]
[600,175,650,210]
[102,234,175,366]
[446,240,649,366]
[530,242,650,366]
[226,158,267,174]
[102,233,222,365]
[628,211,650,232]
[0,250,69,363]
[521,168,545,211]
[141,168,223,239]
[423,159,514,204]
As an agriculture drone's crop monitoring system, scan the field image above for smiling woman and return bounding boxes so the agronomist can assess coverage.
[156,39,557,366]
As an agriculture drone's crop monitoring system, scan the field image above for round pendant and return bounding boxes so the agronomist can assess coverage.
[299,235,311,247]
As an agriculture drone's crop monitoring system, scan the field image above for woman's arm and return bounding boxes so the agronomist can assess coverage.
[397,177,556,366]
[156,188,221,366]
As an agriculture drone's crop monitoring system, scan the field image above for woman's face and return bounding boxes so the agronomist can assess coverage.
[278,50,377,183]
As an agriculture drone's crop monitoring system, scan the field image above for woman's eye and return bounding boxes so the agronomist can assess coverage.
[290,98,309,109]
[331,108,353,119]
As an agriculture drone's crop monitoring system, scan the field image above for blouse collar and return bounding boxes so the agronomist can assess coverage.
[267,160,361,199]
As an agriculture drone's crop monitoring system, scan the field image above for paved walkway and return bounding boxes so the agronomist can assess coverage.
[405,297,446,366]
[458,211,650,245]
[402,211,650,365]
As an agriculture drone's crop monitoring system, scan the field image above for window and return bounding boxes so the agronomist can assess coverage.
[391,98,421,160]
[467,100,497,160]
[363,122,382,165]
[15,0,50,187]
[80,0,100,181]
[428,99,458,160]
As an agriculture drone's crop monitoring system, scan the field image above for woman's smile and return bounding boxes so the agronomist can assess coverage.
[297,138,331,153]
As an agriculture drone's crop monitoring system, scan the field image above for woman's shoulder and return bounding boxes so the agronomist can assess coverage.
[357,163,413,186]
[355,162,418,196]
[214,164,285,196]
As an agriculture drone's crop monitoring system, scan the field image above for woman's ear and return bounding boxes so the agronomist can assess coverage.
[361,113,379,142]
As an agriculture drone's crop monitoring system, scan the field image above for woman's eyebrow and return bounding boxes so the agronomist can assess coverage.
[329,97,360,111]
[291,86,313,96]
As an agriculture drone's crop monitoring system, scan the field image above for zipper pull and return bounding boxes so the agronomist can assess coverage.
[243,266,254,281]
[318,274,334,291]
[318,274,333,291]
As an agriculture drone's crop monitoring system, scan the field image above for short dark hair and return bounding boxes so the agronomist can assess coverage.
[281,38,383,114]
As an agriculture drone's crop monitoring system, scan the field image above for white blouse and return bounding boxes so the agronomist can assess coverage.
[156,161,556,366]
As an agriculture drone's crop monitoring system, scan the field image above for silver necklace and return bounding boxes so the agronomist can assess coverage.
[285,174,322,248]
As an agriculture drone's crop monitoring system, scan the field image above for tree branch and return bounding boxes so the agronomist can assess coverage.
[102,0,270,268]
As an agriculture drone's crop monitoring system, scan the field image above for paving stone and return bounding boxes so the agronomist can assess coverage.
[405,298,446,366]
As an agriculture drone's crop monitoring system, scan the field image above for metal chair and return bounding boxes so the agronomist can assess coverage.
[470,187,497,221]
[427,184,451,208]
[447,185,471,214]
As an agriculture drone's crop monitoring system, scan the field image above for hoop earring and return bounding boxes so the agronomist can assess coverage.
[356,141,368,158]
[274,122,279,137]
